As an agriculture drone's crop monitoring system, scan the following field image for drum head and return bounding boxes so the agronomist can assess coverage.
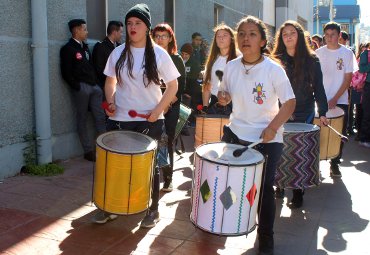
[284,123,320,133]
[96,131,157,154]
[315,106,344,118]
[196,142,264,166]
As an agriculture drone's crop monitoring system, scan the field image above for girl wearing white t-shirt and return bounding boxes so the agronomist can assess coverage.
[202,23,238,111]
[92,4,179,228]
[218,16,296,255]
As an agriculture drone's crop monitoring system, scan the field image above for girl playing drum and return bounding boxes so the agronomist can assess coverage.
[271,20,328,208]
[92,4,179,228]
[218,16,296,255]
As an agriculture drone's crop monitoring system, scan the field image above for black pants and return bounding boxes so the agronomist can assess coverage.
[222,126,283,237]
[331,104,348,165]
[106,119,163,211]
[164,102,180,179]
[360,82,370,142]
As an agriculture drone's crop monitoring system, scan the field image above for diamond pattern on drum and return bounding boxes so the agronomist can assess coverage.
[200,180,211,203]
[219,186,237,210]
[246,184,257,206]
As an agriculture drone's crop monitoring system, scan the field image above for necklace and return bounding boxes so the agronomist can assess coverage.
[241,56,263,75]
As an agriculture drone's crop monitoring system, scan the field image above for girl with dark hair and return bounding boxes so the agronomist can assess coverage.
[218,16,296,255]
[152,23,186,192]
[271,20,328,209]
[92,4,179,228]
[202,23,238,109]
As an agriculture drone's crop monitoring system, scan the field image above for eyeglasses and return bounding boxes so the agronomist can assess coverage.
[154,35,170,40]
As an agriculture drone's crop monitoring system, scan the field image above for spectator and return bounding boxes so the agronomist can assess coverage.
[358,43,370,148]
[191,32,207,69]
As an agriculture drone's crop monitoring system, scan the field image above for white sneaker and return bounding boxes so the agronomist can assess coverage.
[359,141,370,148]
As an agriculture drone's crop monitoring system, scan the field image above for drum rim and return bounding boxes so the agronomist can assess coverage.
[96,130,158,154]
[195,142,265,167]
[315,106,345,118]
[283,123,320,133]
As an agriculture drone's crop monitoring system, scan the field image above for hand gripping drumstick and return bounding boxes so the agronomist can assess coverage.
[128,110,150,119]
[325,124,349,143]
[233,138,263,157]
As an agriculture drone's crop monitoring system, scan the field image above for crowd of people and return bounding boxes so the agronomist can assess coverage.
[60,3,370,255]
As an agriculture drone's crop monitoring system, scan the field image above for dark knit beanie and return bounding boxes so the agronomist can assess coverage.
[125,3,151,29]
[181,43,193,55]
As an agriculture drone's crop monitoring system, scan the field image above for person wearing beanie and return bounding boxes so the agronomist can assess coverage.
[91,4,179,228]
[181,43,202,125]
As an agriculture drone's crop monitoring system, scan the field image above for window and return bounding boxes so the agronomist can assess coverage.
[86,0,106,40]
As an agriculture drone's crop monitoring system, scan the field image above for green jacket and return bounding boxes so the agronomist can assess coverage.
[359,49,370,82]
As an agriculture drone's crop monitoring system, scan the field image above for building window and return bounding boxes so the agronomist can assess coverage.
[297,16,307,30]
[214,4,224,27]
[164,0,175,30]
[86,0,106,40]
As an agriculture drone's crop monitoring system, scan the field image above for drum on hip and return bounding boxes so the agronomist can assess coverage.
[191,142,264,236]
[313,107,344,160]
[275,123,320,189]
[195,115,229,147]
[93,131,157,215]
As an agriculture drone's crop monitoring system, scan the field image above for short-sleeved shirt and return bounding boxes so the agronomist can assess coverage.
[315,45,358,105]
[208,55,227,96]
[104,43,180,121]
[223,56,295,143]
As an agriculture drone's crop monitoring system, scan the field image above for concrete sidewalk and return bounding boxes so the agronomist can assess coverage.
[0,132,369,255]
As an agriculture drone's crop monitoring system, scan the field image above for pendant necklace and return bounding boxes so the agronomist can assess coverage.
[241,56,263,75]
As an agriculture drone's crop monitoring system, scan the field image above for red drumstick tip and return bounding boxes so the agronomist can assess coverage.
[128,110,137,118]
[197,105,203,111]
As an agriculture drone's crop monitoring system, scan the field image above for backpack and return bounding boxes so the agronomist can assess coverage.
[351,50,370,92]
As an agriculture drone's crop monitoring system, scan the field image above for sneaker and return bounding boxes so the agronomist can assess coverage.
[91,210,118,224]
[288,189,304,209]
[161,180,173,192]
[140,210,160,228]
[274,188,285,199]
[359,141,370,148]
[84,151,96,162]
[258,234,274,255]
[330,164,342,178]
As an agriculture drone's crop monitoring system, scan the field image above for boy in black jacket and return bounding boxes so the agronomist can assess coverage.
[60,19,106,162]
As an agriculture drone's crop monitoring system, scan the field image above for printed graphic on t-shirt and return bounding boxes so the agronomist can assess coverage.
[336,58,344,70]
[85,51,89,60]
[253,83,266,105]
[185,66,191,73]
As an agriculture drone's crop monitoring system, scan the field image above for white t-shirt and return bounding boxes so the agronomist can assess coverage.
[208,55,227,96]
[315,45,358,105]
[104,43,180,121]
[223,56,295,143]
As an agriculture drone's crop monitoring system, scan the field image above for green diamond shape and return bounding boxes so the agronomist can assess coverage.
[200,180,211,203]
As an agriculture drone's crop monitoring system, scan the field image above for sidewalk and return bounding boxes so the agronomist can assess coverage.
[0,131,369,255]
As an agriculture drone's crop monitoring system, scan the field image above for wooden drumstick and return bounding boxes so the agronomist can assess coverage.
[233,139,263,157]
[215,70,225,98]
[325,124,349,143]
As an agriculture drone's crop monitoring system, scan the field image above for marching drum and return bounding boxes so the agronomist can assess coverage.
[191,142,265,236]
[174,103,192,140]
[93,131,157,215]
[275,123,321,189]
[195,115,230,147]
[313,107,344,160]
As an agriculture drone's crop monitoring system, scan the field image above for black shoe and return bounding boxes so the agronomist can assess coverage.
[330,164,342,178]
[91,210,118,224]
[258,234,274,255]
[140,209,160,228]
[84,151,96,162]
[161,180,173,192]
[275,187,285,198]
[288,189,304,209]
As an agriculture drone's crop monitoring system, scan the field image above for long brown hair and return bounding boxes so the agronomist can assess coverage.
[271,20,317,85]
[204,23,237,86]
[115,29,160,87]
[151,23,178,55]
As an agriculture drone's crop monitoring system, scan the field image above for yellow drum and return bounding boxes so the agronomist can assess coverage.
[93,131,157,215]
[195,115,230,147]
[313,107,344,160]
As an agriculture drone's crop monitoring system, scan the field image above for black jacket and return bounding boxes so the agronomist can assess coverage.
[60,38,98,90]
[170,54,186,101]
[92,37,118,87]
[282,53,328,122]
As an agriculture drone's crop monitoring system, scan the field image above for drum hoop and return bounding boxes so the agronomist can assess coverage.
[196,114,229,119]
[96,130,158,154]
[195,142,265,167]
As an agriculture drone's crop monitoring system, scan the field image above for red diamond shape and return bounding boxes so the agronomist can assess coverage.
[246,184,257,206]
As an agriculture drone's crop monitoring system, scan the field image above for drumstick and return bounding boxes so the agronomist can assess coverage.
[325,124,349,143]
[215,70,225,98]
[128,110,150,119]
[233,139,263,157]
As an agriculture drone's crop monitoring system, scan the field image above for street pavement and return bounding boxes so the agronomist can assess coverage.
[0,129,369,255]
